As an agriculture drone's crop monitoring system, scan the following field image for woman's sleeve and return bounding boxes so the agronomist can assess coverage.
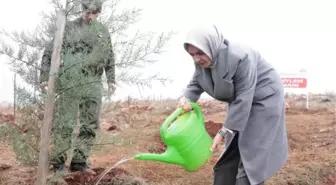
[223,54,258,132]
[183,72,204,102]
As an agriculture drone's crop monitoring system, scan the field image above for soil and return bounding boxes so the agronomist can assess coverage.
[0,112,14,123]
[149,132,166,153]
[325,174,336,185]
[0,99,335,185]
[0,164,11,171]
[204,120,222,138]
[64,167,130,185]
[0,111,27,133]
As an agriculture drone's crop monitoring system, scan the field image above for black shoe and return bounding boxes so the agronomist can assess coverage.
[53,164,70,174]
[70,163,96,175]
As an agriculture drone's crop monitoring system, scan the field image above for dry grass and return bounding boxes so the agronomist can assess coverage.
[0,94,335,185]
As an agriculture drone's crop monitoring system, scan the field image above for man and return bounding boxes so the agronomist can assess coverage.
[39,0,116,175]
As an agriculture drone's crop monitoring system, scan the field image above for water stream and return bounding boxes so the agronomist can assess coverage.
[92,157,135,185]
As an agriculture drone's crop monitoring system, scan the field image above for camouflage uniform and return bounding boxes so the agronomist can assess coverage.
[39,1,115,171]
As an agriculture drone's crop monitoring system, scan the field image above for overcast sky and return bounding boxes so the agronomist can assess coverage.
[0,0,335,104]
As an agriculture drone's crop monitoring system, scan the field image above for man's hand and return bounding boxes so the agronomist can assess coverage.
[108,82,116,96]
[40,82,48,94]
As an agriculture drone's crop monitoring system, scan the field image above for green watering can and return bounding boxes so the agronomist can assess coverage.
[134,102,213,172]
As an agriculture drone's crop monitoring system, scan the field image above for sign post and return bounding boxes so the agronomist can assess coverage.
[281,70,309,109]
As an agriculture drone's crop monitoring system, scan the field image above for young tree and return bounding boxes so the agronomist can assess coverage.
[0,0,174,182]
[36,8,67,185]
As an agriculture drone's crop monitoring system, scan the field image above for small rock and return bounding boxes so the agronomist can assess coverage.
[107,125,117,131]
[319,128,331,132]
[0,164,12,171]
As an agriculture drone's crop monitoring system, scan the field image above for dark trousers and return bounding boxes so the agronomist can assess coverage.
[50,95,102,168]
[213,134,264,185]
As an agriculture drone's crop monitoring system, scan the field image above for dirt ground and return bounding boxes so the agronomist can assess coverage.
[0,98,335,185]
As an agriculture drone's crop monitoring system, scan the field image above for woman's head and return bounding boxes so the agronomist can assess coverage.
[184,24,225,68]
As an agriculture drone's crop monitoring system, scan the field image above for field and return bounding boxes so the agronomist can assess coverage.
[0,95,335,185]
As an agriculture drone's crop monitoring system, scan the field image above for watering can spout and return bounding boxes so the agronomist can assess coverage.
[134,147,184,166]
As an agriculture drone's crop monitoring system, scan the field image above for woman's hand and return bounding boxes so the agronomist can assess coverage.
[177,97,192,112]
[211,132,224,153]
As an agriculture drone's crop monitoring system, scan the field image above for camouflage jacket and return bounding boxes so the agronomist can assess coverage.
[39,17,115,86]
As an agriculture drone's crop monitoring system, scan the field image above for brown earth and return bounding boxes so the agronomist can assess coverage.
[0,98,335,185]
[63,167,133,185]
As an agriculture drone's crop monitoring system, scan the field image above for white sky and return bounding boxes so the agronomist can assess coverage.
[0,0,335,104]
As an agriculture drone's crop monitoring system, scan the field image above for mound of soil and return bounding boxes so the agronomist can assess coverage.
[199,101,227,115]
[0,111,29,133]
[0,164,11,171]
[286,108,334,115]
[64,167,131,185]
[0,112,14,123]
[149,133,167,153]
[324,174,336,185]
[204,120,222,138]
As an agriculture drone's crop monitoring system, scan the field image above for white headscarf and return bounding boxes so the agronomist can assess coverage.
[184,24,226,68]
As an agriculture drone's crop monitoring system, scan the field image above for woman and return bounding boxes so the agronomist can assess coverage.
[178,25,288,185]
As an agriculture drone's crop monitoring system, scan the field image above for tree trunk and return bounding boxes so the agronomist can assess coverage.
[13,60,16,121]
[35,9,66,185]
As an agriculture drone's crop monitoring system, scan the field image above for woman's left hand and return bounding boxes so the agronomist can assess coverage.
[210,132,224,153]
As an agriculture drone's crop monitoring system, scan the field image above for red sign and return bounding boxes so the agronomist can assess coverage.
[281,77,307,88]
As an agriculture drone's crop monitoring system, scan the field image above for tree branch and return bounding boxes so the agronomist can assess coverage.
[0,51,42,71]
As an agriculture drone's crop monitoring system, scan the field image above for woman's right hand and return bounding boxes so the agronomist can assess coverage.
[211,132,224,153]
[177,97,192,112]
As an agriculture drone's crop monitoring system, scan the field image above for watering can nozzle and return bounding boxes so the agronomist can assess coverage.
[134,147,184,166]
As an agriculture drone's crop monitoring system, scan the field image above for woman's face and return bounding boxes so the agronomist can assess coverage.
[186,44,212,68]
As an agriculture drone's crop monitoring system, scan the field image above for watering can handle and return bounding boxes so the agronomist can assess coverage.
[190,102,205,126]
[160,107,183,138]
[160,102,204,138]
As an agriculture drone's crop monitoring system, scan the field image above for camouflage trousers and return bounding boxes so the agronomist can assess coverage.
[50,93,102,168]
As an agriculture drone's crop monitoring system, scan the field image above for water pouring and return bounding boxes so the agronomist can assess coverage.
[134,102,213,171]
